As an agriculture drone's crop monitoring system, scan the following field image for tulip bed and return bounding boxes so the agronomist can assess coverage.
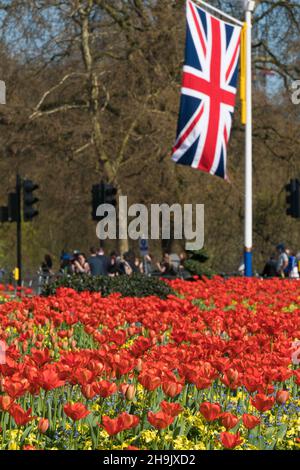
[0,277,299,450]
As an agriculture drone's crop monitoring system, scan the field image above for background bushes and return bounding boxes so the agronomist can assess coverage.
[41,273,174,299]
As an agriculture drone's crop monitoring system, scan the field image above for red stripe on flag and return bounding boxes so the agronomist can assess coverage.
[172,105,204,154]
[225,36,241,82]
[224,126,228,145]
[183,71,236,107]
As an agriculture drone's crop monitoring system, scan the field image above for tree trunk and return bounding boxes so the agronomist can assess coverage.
[117,185,129,254]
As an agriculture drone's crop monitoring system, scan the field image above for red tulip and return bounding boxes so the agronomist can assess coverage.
[101,412,139,435]
[276,390,289,405]
[81,384,97,400]
[63,403,90,421]
[119,383,136,401]
[160,401,183,417]
[139,372,161,391]
[147,411,174,429]
[221,369,240,390]
[101,416,122,436]
[0,395,13,411]
[30,348,51,367]
[199,402,221,422]
[194,376,212,390]
[242,414,261,430]
[38,368,65,391]
[294,370,300,386]
[3,379,28,399]
[118,412,140,431]
[162,381,183,398]
[72,368,94,385]
[94,380,117,398]
[220,431,243,449]
[125,384,136,401]
[9,404,35,427]
[219,412,239,430]
[38,418,49,434]
[250,394,275,413]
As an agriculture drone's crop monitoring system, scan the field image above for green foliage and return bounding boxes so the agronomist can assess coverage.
[41,273,174,299]
[184,249,215,278]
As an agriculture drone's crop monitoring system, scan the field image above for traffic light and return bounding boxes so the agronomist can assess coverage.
[8,192,18,222]
[91,182,117,220]
[103,183,117,206]
[23,179,39,221]
[0,206,8,223]
[286,179,300,218]
[91,184,102,221]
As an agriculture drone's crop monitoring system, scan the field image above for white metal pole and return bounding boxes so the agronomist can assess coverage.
[195,0,244,27]
[244,1,255,277]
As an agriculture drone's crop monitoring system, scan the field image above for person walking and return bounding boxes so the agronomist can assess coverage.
[38,254,54,293]
[41,254,53,277]
[276,244,289,278]
[262,254,277,278]
[286,249,299,279]
[141,254,154,275]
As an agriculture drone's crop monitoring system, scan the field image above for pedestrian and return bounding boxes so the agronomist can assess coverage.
[120,250,139,275]
[73,253,90,275]
[276,244,289,278]
[262,254,277,278]
[286,249,299,279]
[60,253,73,275]
[108,251,121,276]
[87,247,110,276]
[135,256,143,273]
[141,254,154,275]
[40,254,53,277]
[38,254,54,293]
[156,253,176,276]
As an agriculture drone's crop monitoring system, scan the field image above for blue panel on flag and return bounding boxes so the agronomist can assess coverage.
[215,148,225,179]
[229,66,239,88]
[185,24,202,71]
[197,7,208,37]
[177,136,200,167]
[176,94,201,138]
[225,24,235,49]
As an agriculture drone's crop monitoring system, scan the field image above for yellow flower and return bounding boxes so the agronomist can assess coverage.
[83,440,92,450]
[8,442,18,450]
[194,442,206,450]
[98,429,110,439]
[140,430,158,443]
[91,403,101,412]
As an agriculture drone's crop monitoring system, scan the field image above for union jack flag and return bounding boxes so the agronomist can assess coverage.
[172,0,241,179]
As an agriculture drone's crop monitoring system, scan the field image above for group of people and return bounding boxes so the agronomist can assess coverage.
[39,248,187,279]
[262,244,300,279]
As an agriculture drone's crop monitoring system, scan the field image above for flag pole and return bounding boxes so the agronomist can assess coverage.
[196,0,244,27]
[244,1,255,277]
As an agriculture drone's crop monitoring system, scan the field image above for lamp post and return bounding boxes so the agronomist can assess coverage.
[243,1,255,277]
